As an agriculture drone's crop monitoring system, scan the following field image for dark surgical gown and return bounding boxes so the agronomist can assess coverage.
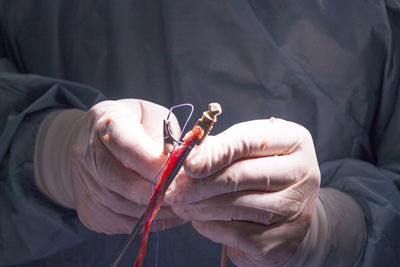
[0,1,399,266]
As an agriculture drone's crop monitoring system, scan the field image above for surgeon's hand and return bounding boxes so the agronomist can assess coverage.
[164,119,320,266]
[34,99,185,234]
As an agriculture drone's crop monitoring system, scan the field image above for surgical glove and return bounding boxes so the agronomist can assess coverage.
[165,119,365,266]
[34,99,184,234]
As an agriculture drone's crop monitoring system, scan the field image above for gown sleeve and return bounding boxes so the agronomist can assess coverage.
[320,4,400,265]
[0,69,106,265]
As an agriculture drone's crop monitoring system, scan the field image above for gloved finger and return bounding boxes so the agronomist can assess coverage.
[81,171,180,219]
[123,99,181,149]
[76,193,183,234]
[184,119,313,178]
[75,140,180,208]
[171,189,304,225]
[166,153,311,204]
[192,219,309,265]
[99,191,181,220]
[74,187,141,235]
[73,172,184,234]
[72,148,152,205]
[93,100,180,181]
[97,110,166,181]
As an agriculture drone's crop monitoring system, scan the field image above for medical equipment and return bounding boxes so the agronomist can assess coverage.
[110,103,222,267]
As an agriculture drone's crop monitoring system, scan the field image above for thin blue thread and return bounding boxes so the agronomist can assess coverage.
[150,103,194,267]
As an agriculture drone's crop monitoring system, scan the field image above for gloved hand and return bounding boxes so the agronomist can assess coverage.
[165,118,320,265]
[34,99,185,234]
[165,118,366,266]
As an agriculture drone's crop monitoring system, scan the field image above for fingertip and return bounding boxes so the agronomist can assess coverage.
[183,139,217,178]
[184,158,207,178]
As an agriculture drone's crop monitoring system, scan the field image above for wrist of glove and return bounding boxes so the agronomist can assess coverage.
[282,188,366,267]
[34,109,85,209]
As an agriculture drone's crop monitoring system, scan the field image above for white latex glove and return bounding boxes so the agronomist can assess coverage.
[34,99,185,234]
[165,118,366,266]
